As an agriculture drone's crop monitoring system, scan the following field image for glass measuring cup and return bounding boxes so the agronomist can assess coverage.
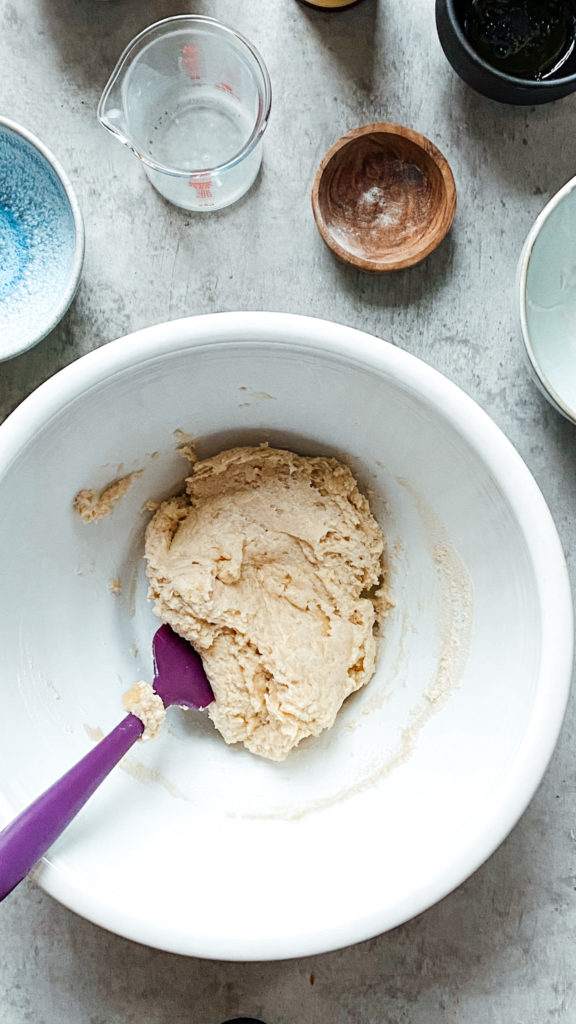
[97,16,272,211]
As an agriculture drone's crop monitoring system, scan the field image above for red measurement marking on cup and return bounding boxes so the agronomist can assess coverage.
[188,176,213,203]
[181,44,202,82]
[216,81,236,97]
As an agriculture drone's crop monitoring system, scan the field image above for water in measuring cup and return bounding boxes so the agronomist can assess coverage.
[141,84,261,210]
[147,85,254,170]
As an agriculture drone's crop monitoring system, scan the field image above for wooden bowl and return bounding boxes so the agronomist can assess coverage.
[311,123,457,271]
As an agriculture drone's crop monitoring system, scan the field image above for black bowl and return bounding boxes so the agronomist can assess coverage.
[435,0,576,104]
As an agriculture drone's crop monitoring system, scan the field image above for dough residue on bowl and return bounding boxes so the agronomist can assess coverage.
[145,444,388,761]
[122,680,166,741]
[73,470,142,523]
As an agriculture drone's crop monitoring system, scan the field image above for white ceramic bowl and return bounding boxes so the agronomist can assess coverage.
[519,175,576,423]
[0,312,572,960]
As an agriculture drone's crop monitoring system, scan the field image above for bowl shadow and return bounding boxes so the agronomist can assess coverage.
[438,72,576,200]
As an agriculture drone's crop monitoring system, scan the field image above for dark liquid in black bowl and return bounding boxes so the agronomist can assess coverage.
[458,0,576,79]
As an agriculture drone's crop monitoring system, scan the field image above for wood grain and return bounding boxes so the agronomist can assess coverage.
[311,123,457,271]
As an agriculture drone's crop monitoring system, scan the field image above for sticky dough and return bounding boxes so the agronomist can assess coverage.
[145,445,387,761]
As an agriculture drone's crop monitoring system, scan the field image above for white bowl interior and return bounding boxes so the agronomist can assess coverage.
[0,313,571,959]
[521,178,576,421]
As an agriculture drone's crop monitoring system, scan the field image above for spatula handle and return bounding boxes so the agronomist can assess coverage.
[0,713,143,901]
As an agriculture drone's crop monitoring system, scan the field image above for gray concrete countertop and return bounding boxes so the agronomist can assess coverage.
[2,1,576,1021]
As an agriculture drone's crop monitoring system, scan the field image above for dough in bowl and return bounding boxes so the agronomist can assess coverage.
[145,445,387,760]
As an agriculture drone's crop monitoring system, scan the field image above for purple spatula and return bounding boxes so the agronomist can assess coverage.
[0,625,213,902]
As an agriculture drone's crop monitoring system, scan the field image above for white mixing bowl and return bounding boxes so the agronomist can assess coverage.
[0,312,572,960]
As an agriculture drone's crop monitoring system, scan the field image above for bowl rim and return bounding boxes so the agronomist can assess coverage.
[0,311,572,960]
[518,174,576,425]
[0,116,85,363]
[311,122,457,272]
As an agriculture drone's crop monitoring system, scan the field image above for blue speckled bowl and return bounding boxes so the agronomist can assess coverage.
[0,117,84,361]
